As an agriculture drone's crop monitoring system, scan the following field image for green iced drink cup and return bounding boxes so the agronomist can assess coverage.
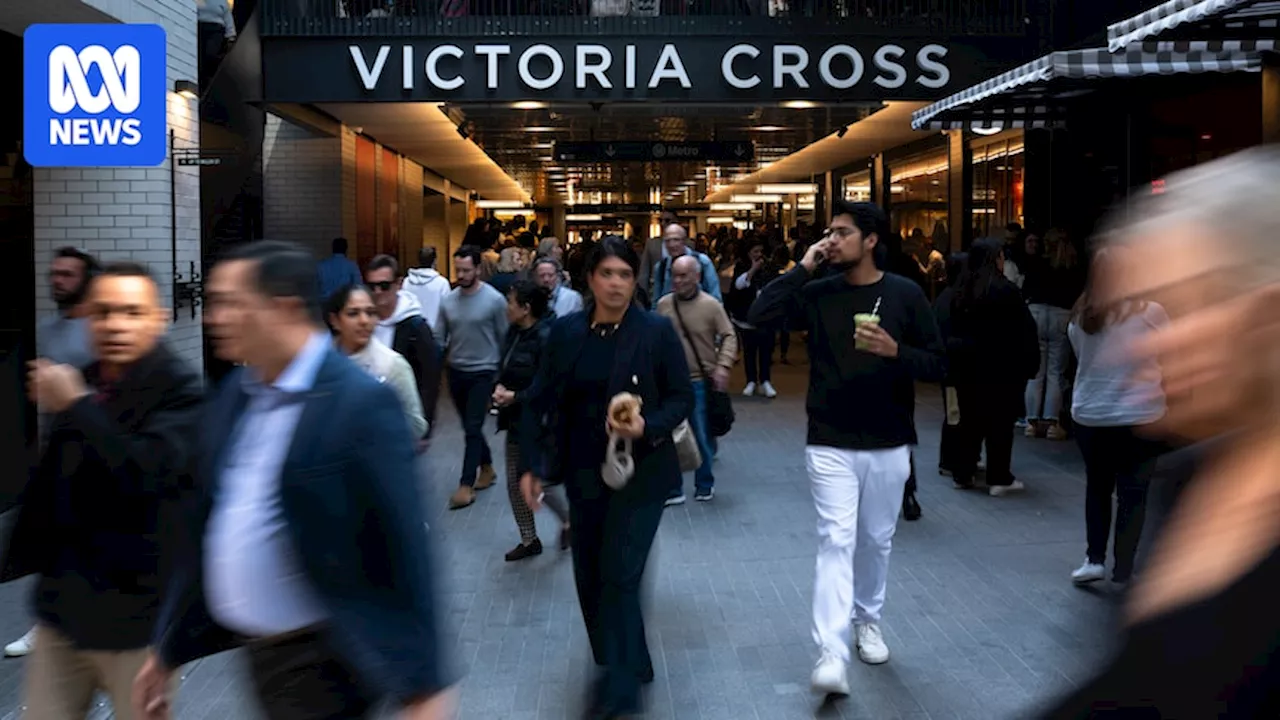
[854,313,880,350]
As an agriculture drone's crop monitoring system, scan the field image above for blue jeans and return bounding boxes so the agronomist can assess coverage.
[689,380,716,492]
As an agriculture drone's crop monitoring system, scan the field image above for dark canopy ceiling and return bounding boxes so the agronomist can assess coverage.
[450,102,880,205]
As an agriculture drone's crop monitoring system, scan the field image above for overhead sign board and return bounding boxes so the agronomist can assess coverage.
[555,141,753,163]
[261,37,1008,103]
[565,203,663,213]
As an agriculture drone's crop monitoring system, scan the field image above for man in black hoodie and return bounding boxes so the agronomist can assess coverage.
[750,201,944,697]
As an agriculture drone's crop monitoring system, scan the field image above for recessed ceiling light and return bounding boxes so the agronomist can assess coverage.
[522,127,559,132]
[512,101,547,110]
[532,142,554,149]
[782,100,819,109]
[545,165,563,171]
[749,125,788,132]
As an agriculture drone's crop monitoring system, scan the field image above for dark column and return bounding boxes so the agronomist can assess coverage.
[947,130,973,252]
[1263,53,1280,144]
[1023,128,1053,233]
[815,171,834,227]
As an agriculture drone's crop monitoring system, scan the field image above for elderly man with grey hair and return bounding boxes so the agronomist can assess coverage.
[531,256,583,319]
[651,223,722,302]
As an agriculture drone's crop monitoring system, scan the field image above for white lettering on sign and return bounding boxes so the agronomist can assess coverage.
[722,44,761,89]
[576,45,612,89]
[476,45,511,89]
[818,45,863,89]
[519,44,564,90]
[350,45,390,90]
[426,45,464,89]
[49,117,142,146]
[916,44,950,89]
[49,44,141,114]
[648,45,691,89]
[773,45,809,89]
[403,46,414,89]
[872,45,906,88]
[624,45,637,89]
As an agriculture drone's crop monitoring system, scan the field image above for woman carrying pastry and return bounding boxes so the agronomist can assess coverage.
[518,236,694,719]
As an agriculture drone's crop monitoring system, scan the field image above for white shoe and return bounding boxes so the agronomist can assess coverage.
[810,648,850,695]
[1071,560,1107,585]
[854,623,890,665]
[988,480,1025,497]
[5,628,36,658]
[761,381,778,398]
[742,382,756,397]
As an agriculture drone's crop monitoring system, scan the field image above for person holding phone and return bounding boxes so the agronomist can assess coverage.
[749,200,945,696]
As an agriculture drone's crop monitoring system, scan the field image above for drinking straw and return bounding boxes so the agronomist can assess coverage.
[871,297,882,316]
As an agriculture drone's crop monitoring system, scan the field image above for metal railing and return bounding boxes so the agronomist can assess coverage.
[262,0,1033,36]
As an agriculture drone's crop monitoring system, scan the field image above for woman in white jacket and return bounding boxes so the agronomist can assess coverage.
[327,284,427,439]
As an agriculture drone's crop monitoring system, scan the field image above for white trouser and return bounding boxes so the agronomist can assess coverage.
[808,444,911,662]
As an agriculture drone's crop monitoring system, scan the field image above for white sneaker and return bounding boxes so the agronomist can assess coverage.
[1071,560,1107,585]
[854,623,890,665]
[810,648,850,695]
[761,381,778,398]
[988,480,1025,497]
[742,382,756,397]
[5,628,36,658]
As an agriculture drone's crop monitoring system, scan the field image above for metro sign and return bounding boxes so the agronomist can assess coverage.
[24,24,168,167]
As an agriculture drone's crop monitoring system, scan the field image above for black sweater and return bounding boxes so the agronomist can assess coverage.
[749,267,946,450]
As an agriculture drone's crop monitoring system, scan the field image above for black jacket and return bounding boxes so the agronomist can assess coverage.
[942,277,1040,390]
[495,319,550,432]
[0,343,202,650]
[391,316,442,438]
[518,309,694,503]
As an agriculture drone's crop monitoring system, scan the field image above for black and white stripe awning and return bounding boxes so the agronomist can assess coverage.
[1108,0,1280,51]
[911,39,1276,130]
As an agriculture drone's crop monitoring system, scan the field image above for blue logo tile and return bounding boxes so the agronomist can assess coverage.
[23,24,168,167]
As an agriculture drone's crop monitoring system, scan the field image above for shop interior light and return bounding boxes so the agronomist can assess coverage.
[705,216,735,223]
[731,194,783,203]
[757,183,817,194]
[971,125,1004,136]
[174,80,198,99]
[566,214,604,221]
[782,100,819,109]
[475,199,527,209]
[710,203,756,211]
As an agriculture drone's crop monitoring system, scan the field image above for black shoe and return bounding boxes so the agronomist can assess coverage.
[559,526,572,551]
[694,487,714,502]
[505,539,543,562]
[638,663,655,684]
[903,492,922,521]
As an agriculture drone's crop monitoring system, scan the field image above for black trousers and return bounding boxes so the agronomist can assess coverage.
[740,327,775,384]
[246,629,373,720]
[954,383,1019,487]
[448,368,495,486]
[938,385,977,473]
[570,489,664,715]
[1075,424,1161,581]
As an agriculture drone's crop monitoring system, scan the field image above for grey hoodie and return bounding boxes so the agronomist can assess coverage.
[403,268,450,329]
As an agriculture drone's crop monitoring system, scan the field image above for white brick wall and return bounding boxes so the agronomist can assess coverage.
[262,114,342,259]
[32,0,204,371]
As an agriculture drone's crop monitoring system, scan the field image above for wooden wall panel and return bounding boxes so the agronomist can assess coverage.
[381,147,398,263]
[355,135,377,268]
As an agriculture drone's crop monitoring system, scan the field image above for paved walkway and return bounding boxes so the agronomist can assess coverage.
[0,354,1161,719]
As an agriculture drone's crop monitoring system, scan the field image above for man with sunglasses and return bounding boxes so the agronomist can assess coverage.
[365,255,442,453]
[750,201,945,697]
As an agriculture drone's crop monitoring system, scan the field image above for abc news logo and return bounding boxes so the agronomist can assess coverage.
[48,44,144,147]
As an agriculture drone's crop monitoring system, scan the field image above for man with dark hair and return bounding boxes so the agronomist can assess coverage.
[134,240,455,720]
[751,201,945,694]
[4,247,103,658]
[366,253,441,448]
[404,246,450,330]
[317,237,362,300]
[2,260,202,716]
[436,245,508,510]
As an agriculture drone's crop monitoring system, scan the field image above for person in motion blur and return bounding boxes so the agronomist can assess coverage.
[316,237,361,301]
[730,239,779,399]
[365,254,441,449]
[519,237,693,719]
[3,262,202,719]
[5,247,102,659]
[940,238,1039,496]
[403,247,451,331]
[657,255,737,504]
[1038,147,1280,718]
[133,241,454,720]
[435,245,509,510]
[327,284,427,438]
[749,201,945,695]
[492,280,571,561]
[1065,248,1169,587]
[532,256,584,319]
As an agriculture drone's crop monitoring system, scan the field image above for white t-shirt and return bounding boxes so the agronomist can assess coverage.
[1068,303,1168,428]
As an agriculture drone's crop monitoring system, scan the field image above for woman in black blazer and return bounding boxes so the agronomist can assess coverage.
[518,236,694,719]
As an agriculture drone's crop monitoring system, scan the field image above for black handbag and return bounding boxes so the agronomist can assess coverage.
[672,298,736,438]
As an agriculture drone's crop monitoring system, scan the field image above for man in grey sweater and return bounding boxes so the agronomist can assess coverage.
[434,245,509,510]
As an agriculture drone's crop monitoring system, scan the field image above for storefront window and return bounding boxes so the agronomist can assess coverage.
[887,149,949,242]
[971,135,1025,239]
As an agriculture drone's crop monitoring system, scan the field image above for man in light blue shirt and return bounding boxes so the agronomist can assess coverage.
[651,224,722,302]
[316,237,362,301]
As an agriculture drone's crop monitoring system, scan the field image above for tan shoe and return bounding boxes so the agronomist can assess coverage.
[475,464,496,490]
[1046,423,1069,441]
[449,486,476,510]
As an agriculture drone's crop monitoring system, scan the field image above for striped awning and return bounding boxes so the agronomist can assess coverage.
[1108,0,1280,51]
[911,39,1275,130]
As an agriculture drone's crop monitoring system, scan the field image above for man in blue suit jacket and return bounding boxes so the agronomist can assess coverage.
[133,241,454,720]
